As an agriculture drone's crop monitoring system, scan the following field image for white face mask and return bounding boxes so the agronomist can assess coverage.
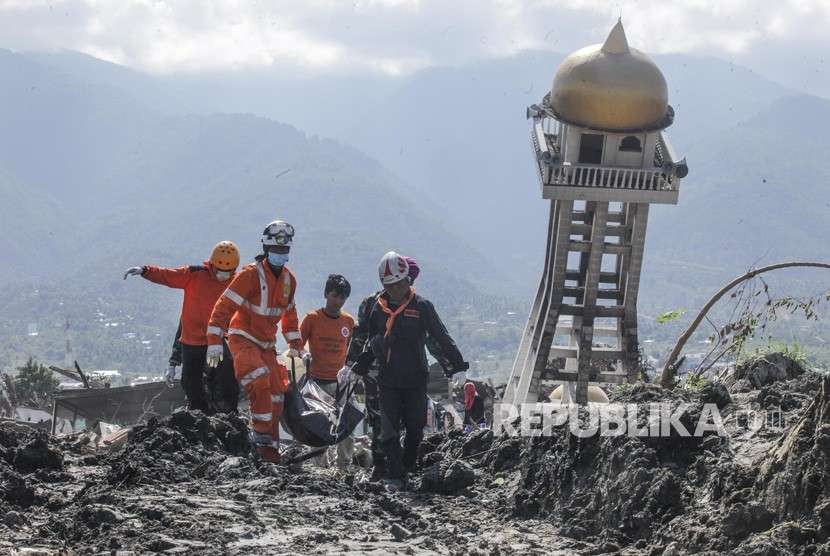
[215,270,233,282]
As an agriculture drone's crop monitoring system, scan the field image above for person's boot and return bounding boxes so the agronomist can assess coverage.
[257,445,281,463]
[251,431,280,463]
[383,477,405,493]
[369,464,386,482]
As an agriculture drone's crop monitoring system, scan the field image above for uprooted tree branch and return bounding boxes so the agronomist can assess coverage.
[659,261,830,389]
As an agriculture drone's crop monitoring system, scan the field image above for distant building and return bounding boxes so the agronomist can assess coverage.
[129,376,160,386]
[89,370,121,377]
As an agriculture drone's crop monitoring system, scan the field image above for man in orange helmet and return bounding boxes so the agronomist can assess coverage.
[206,220,303,463]
[124,241,241,413]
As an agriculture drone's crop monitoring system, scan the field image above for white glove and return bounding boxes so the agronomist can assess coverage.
[284,348,301,359]
[123,266,145,280]
[165,365,176,386]
[337,365,353,386]
[453,371,467,385]
[206,344,224,368]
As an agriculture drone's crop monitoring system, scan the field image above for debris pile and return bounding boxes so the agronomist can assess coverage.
[507,384,710,546]
[759,375,830,518]
[1,424,65,513]
[418,354,830,554]
[2,352,830,554]
[731,351,807,389]
[3,407,571,553]
[107,409,251,486]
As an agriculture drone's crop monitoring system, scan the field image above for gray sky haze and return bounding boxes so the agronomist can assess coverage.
[1,1,828,96]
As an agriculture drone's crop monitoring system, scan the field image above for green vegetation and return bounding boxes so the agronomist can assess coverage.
[9,357,59,409]
[739,340,811,369]
[683,374,709,391]
[656,310,686,325]
[0,279,527,383]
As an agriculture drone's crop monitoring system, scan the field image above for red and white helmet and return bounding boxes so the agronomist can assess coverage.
[261,220,294,248]
[378,251,409,285]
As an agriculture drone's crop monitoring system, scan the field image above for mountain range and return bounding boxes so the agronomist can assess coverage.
[2,46,830,375]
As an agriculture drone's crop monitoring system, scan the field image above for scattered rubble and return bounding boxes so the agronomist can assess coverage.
[0,409,580,553]
[732,351,807,389]
[420,353,830,554]
[1,353,828,554]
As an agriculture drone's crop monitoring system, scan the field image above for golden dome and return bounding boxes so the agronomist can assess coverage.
[550,20,670,132]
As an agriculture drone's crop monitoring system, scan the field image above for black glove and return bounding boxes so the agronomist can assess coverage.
[350,350,375,376]
[444,361,470,378]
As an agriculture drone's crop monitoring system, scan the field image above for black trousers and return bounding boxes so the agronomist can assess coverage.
[464,396,485,425]
[379,385,427,480]
[363,375,385,471]
[181,342,238,414]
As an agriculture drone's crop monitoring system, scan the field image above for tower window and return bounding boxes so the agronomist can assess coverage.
[619,136,642,152]
[578,133,604,164]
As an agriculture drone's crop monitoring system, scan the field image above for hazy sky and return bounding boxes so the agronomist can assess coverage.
[1,0,828,95]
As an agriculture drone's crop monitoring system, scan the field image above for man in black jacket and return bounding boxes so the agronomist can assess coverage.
[347,255,451,481]
[354,251,467,488]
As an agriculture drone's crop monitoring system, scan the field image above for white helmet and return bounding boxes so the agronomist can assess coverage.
[262,220,294,248]
[378,251,409,285]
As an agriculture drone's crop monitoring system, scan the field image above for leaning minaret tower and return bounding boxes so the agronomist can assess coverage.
[504,20,688,405]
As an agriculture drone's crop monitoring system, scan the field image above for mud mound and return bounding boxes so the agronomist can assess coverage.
[420,460,477,494]
[107,410,251,486]
[418,369,830,553]
[652,373,830,554]
[420,387,717,536]
[759,375,830,521]
[0,463,35,509]
[0,423,65,512]
[13,431,64,474]
[734,352,806,388]
[507,385,716,546]
[1,423,64,472]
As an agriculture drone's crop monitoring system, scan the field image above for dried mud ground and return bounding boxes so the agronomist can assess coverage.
[0,413,589,555]
[2,353,830,555]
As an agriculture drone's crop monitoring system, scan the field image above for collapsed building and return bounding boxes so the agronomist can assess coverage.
[47,364,185,437]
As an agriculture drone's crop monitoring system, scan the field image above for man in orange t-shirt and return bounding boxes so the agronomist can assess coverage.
[300,274,355,468]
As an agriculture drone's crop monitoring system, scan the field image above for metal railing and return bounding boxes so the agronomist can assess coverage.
[546,163,676,191]
[531,122,683,193]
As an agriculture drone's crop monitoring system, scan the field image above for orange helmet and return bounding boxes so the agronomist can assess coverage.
[210,241,240,271]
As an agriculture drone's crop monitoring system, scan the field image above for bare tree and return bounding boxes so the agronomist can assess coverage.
[660,262,830,388]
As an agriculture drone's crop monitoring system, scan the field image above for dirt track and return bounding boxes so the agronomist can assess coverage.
[2,354,829,555]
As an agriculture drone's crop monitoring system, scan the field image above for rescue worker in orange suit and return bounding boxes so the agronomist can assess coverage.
[352,251,468,490]
[206,220,302,463]
[300,274,355,469]
[123,242,241,413]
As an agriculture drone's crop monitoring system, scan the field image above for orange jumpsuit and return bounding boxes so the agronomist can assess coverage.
[207,260,303,459]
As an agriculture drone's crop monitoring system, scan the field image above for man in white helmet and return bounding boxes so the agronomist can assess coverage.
[352,251,468,489]
[346,254,452,482]
[206,220,303,463]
